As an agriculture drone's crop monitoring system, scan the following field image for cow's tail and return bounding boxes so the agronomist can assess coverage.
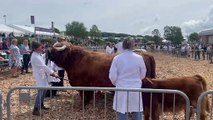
[194,74,210,112]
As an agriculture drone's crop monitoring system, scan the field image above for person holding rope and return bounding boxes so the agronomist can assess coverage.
[46,37,66,97]
[30,41,59,116]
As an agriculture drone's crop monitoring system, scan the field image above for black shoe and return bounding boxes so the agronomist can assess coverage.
[21,72,25,75]
[32,108,40,116]
[41,106,50,110]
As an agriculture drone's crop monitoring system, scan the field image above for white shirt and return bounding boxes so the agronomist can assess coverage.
[115,42,123,53]
[105,45,113,54]
[31,52,54,86]
[109,50,147,113]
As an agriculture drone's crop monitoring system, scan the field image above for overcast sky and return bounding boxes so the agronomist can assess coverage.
[1,0,213,36]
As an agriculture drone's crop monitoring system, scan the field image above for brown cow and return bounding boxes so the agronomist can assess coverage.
[142,75,210,120]
[48,41,156,104]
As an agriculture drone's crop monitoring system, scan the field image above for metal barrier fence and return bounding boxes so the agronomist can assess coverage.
[197,90,213,120]
[0,91,2,120]
[6,86,190,120]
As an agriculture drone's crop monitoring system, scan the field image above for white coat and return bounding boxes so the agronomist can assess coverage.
[109,50,147,114]
[31,52,54,86]
[105,45,113,54]
[115,42,123,53]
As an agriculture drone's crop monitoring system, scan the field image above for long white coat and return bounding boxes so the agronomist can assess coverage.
[115,42,124,53]
[31,52,54,86]
[109,50,147,114]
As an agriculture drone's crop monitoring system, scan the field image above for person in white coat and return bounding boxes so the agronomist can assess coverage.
[109,39,147,120]
[30,41,59,116]
[48,37,65,96]
[105,42,113,54]
[115,39,124,53]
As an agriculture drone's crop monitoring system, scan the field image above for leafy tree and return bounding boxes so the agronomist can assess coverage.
[65,21,88,39]
[164,26,184,45]
[152,29,161,37]
[151,29,162,44]
[143,35,153,44]
[188,32,199,43]
[152,36,162,44]
[89,25,101,39]
[101,32,132,38]
[106,36,117,43]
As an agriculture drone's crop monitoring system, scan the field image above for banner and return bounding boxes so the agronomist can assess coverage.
[35,27,53,32]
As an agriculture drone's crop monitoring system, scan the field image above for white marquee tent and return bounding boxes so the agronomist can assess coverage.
[0,24,24,35]
[11,24,59,36]
[162,39,171,43]
[0,24,59,36]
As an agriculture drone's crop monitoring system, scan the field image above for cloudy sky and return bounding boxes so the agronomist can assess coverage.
[0,0,213,36]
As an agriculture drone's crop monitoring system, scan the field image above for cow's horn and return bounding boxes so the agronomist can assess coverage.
[54,45,66,51]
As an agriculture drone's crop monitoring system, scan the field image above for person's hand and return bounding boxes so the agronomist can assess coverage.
[50,72,59,79]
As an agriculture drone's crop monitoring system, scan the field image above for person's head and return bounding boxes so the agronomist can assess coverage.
[106,42,111,46]
[23,39,28,45]
[31,41,44,53]
[57,36,66,42]
[122,39,134,50]
[11,38,18,45]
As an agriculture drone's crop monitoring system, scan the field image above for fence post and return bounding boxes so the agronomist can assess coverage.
[0,91,2,120]
[196,90,212,120]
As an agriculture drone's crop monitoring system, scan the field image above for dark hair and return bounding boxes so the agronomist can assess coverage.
[31,41,42,51]
[122,39,134,50]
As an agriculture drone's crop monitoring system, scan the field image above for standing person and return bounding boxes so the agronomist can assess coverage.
[30,41,59,116]
[105,42,113,54]
[20,39,31,74]
[9,38,22,77]
[46,37,65,97]
[109,39,147,120]
[115,39,124,53]
[207,44,212,60]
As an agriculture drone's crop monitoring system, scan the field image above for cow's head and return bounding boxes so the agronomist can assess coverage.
[48,41,71,68]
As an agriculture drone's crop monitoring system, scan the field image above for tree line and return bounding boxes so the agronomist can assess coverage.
[57,21,199,45]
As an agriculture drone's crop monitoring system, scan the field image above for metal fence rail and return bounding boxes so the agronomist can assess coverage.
[6,86,190,120]
[197,90,213,120]
[0,91,2,120]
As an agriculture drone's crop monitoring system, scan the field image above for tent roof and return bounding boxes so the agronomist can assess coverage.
[0,24,24,35]
[11,24,34,33]
[11,24,59,36]
[199,28,213,36]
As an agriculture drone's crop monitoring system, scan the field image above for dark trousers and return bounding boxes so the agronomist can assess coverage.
[46,70,65,97]
[21,54,30,73]
[195,51,200,60]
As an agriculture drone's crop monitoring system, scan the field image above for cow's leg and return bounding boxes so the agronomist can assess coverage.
[143,106,150,120]
[143,93,159,120]
[79,91,93,106]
